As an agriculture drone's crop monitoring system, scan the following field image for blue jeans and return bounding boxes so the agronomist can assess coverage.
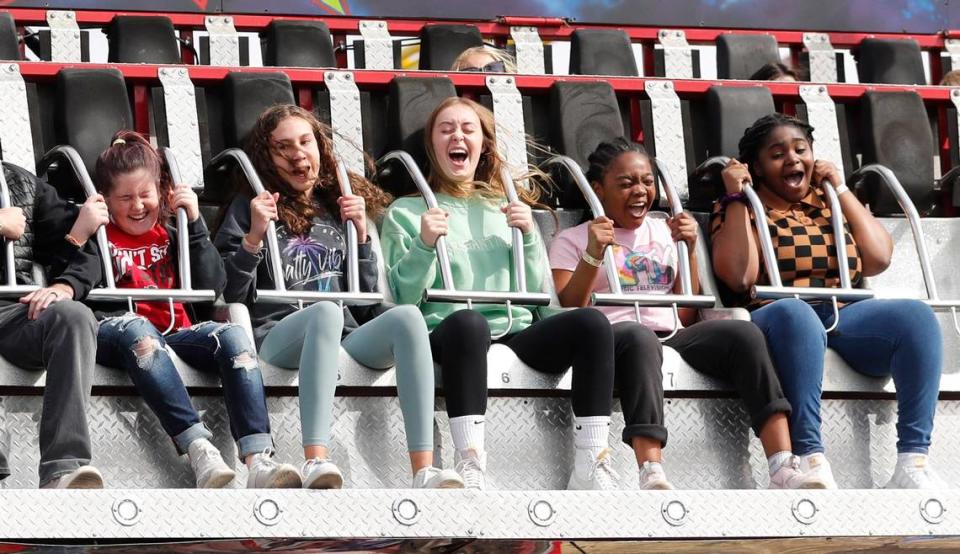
[751,298,942,456]
[97,315,273,457]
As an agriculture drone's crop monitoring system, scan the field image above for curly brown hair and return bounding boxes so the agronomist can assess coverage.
[245,104,392,236]
[424,97,545,206]
[94,129,173,218]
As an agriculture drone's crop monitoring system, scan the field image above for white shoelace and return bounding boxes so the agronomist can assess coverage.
[301,456,327,476]
[591,449,620,489]
[252,448,278,471]
[456,456,485,489]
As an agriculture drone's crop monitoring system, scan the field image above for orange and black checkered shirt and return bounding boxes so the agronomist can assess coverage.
[709,185,862,308]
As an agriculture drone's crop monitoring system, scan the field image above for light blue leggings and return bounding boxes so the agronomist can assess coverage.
[259,302,434,452]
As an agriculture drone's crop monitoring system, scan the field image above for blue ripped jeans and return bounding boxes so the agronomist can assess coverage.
[97,315,273,457]
[751,298,942,456]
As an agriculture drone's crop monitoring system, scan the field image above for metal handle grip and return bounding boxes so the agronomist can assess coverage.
[161,147,194,291]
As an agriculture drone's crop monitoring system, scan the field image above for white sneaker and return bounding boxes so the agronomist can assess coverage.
[41,466,104,489]
[769,455,828,489]
[798,453,838,489]
[301,457,343,489]
[639,461,674,490]
[885,454,945,490]
[412,467,464,489]
[568,448,619,490]
[455,449,487,490]
[246,450,301,489]
[188,439,236,489]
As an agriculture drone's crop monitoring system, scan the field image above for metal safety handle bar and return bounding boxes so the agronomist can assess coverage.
[209,148,380,307]
[334,159,361,294]
[703,156,873,308]
[379,150,551,308]
[161,147,196,291]
[38,145,116,289]
[500,167,528,293]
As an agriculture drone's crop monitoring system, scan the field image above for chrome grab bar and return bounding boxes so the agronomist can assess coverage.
[208,148,382,307]
[544,155,717,341]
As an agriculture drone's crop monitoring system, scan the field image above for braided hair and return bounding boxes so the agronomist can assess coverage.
[736,113,815,186]
[585,137,653,186]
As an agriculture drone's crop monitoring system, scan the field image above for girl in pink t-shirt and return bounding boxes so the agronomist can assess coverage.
[549,138,826,490]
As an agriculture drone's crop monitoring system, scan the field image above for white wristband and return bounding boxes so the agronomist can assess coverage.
[581,251,603,267]
[835,184,850,196]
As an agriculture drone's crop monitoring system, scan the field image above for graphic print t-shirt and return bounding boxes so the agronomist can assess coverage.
[276,220,346,292]
[107,222,192,331]
[549,212,678,330]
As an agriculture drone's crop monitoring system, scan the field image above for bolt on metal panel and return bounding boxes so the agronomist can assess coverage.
[204,16,241,67]
[800,85,844,179]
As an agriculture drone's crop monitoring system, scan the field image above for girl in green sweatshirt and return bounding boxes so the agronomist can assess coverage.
[381,97,618,490]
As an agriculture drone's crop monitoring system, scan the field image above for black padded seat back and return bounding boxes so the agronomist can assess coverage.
[418,24,483,71]
[0,12,19,61]
[687,86,775,211]
[549,81,625,208]
[107,16,180,64]
[263,20,335,68]
[381,77,456,196]
[569,29,638,77]
[222,72,295,148]
[856,39,925,85]
[716,34,780,80]
[859,91,935,215]
[55,69,133,180]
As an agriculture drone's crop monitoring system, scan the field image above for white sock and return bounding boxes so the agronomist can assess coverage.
[767,451,792,475]
[573,416,610,451]
[450,415,485,455]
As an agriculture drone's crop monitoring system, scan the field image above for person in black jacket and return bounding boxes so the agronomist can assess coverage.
[0,162,106,488]
[71,131,300,489]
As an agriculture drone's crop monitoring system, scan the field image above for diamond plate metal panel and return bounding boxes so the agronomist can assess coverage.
[358,21,395,71]
[0,64,36,173]
[487,75,529,176]
[803,33,838,83]
[946,40,960,79]
[510,27,546,75]
[158,67,204,190]
[657,30,694,80]
[800,85,844,175]
[3,396,960,493]
[646,80,689,201]
[326,71,366,177]
[46,10,81,63]
[204,16,241,67]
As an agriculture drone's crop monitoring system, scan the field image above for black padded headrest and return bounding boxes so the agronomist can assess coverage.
[107,16,180,64]
[549,81,624,208]
[716,34,780,80]
[569,29,638,77]
[263,20,335,68]
[856,39,925,85]
[859,91,935,215]
[0,12,19,61]
[418,24,483,71]
[705,86,775,159]
[223,72,295,148]
[55,68,133,177]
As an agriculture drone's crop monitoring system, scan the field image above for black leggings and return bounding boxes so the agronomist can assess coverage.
[614,318,792,447]
[429,308,615,418]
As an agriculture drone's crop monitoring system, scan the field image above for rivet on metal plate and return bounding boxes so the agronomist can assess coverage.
[791,498,818,525]
[920,497,946,525]
[111,498,143,527]
[253,497,283,526]
[528,499,557,527]
[392,497,421,526]
[661,499,688,527]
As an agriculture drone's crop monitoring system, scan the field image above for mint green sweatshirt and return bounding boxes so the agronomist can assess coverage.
[380,192,547,334]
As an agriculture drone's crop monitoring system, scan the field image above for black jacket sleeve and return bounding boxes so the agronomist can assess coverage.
[213,195,263,303]
[30,174,103,300]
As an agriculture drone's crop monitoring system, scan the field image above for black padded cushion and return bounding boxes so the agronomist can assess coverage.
[856,39,925,85]
[55,68,133,177]
[223,72,295,148]
[0,12,19,61]
[418,24,483,71]
[569,29,638,77]
[860,91,935,215]
[107,16,180,64]
[549,81,624,208]
[263,20,335,68]
[716,34,780,80]
[706,86,775,159]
